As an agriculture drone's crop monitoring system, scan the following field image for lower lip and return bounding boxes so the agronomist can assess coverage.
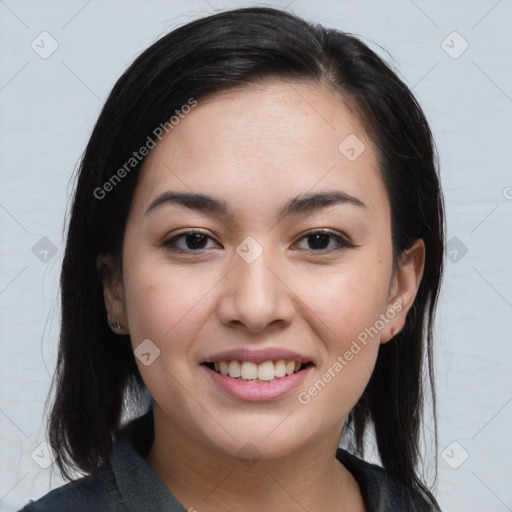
[202,364,312,402]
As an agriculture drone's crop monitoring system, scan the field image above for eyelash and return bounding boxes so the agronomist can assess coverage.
[162,229,354,255]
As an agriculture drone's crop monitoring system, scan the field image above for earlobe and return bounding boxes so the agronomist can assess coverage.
[380,239,425,344]
[96,254,129,335]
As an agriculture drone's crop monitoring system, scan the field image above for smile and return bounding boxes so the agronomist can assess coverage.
[201,358,314,401]
[203,360,313,382]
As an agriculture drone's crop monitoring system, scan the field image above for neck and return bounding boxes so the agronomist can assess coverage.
[144,406,365,512]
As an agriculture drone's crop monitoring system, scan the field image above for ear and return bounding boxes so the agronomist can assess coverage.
[380,239,425,344]
[96,253,129,335]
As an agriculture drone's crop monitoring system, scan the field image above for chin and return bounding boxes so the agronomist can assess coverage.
[194,412,326,463]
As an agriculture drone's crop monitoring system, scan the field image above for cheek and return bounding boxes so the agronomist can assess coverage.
[122,261,219,408]
[295,260,391,346]
[291,259,389,411]
[123,259,219,352]
[295,287,382,427]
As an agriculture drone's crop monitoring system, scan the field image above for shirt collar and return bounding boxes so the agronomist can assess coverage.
[109,410,187,511]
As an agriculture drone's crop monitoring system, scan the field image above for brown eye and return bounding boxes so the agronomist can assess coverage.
[294,229,353,252]
[163,231,218,253]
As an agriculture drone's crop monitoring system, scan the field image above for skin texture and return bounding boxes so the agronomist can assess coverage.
[100,80,425,512]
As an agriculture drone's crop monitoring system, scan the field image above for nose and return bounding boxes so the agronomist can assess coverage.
[217,247,295,334]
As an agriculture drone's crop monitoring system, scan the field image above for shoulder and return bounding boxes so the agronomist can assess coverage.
[335,448,441,512]
[18,414,143,512]
[17,410,181,512]
[17,465,126,512]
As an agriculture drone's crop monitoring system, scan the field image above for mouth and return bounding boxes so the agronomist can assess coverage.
[202,360,314,383]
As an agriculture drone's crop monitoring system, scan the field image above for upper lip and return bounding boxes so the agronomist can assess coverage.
[201,347,313,365]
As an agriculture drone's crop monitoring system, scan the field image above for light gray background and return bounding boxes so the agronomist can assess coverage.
[1,0,511,510]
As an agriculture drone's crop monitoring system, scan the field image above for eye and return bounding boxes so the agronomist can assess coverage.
[293,229,354,252]
[162,228,353,255]
[162,230,220,253]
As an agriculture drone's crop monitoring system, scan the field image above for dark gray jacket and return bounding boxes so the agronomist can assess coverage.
[19,412,440,511]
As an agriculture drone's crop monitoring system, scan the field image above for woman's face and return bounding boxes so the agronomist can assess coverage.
[107,80,424,459]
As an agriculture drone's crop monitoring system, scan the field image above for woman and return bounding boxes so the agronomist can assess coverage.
[20,7,444,511]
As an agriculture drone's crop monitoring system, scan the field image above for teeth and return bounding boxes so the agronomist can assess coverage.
[274,360,287,377]
[210,359,306,381]
[228,360,241,378]
[257,361,275,381]
[241,361,257,379]
[219,361,229,376]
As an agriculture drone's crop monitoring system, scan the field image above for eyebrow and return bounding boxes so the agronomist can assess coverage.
[145,190,366,218]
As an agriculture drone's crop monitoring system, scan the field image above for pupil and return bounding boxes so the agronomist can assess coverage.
[186,233,207,250]
[309,234,329,250]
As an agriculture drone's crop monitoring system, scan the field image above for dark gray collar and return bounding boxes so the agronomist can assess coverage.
[110,412,186,511]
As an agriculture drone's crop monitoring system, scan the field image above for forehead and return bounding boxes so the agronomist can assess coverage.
[131,80,388,223]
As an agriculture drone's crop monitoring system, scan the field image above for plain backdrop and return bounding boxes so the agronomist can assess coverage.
[1,1,511,511]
